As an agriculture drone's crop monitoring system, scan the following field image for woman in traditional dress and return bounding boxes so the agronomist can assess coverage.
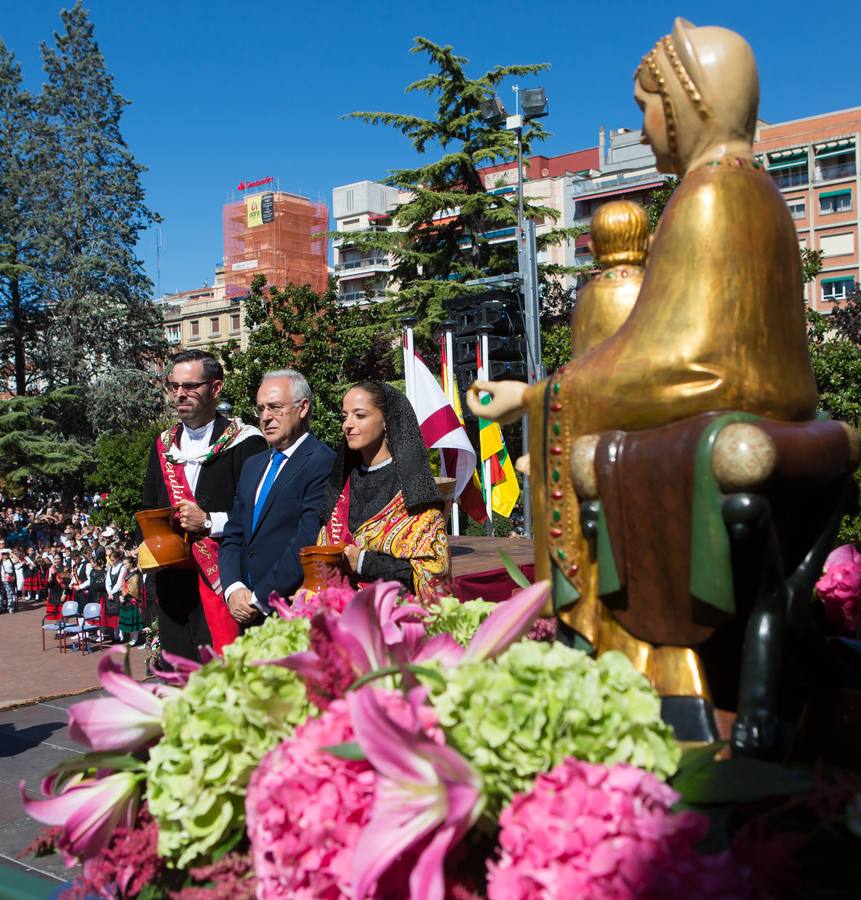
[101,549,122,641]
[118,554,143,646]
[319,381,450,603]
[45,553,68,621]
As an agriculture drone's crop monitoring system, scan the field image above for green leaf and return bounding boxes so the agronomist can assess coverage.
[323,741,367,761]
[498,549,530,588]
[48,751,145,780]
[674,756,815,806]
[348,665,402,691]
[209,825,247,862]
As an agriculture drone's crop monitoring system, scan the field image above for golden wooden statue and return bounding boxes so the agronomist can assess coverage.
[571,199,649,357]
[467,19,820,707]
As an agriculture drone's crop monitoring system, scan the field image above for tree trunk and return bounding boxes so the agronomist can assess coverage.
[10,277,26,395]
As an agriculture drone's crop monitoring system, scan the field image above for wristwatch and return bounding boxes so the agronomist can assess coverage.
[203,516,213,533]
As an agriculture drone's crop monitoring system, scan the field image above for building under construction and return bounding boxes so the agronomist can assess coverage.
[223,187,328,300]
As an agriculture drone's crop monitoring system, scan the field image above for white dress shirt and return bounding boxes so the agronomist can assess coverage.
[224,432,310,611]
[176,419,228,537]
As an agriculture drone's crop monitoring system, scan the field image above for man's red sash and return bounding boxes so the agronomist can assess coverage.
[156,434,239,653]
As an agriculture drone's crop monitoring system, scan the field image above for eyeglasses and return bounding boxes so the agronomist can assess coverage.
[255,400,303,418]
[165,380,213,394]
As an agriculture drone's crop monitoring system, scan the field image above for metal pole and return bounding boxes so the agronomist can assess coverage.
[514,125,533,539]
[401,315,418,405]
[477,325,494,537]
[441,319,460,536]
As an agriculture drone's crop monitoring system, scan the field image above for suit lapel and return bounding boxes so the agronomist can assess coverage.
[251,437,315,539]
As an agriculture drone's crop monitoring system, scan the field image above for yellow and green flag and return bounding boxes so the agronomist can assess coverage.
[476,341,520,517]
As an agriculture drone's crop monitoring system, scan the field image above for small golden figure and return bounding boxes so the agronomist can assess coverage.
[570,200,649,357]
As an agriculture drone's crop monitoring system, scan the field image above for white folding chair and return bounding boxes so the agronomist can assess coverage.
[80,602,105,653]
[58,600,81,653]
[41,614,64,651]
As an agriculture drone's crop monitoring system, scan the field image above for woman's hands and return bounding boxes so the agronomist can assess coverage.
[343,543,361,574]
[466,380,529,425]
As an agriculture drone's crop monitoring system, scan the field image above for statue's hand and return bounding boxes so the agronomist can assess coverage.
[467,380,527,425]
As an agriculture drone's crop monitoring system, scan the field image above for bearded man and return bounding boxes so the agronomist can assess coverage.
[140,350,267,659]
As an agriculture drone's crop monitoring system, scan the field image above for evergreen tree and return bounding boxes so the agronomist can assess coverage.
[339,38,581,351]
[36,1,164,388]
[0,41,46,394]
[0,387,92,500]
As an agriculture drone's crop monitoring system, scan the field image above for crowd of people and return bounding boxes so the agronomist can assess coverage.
[0,500,152,647]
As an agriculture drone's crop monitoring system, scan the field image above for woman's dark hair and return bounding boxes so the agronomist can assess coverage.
[349,381,386,412]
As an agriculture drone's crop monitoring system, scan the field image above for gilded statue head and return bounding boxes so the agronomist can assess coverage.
[589,200,649,269]
[634,18,759,175]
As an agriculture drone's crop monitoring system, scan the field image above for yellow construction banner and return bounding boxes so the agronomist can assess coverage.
[246,195,263,228]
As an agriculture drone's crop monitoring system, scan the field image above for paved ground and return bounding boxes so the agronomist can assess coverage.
[0,600,151,889]
[0,690,100,887]
[0,598,149,710]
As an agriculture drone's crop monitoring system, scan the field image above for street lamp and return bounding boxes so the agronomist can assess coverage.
[479,85,549,538]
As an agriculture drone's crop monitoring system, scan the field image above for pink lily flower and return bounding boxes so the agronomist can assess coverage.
[20,769,142,864]
[348,687,483,900]
[458,580,550,664]
[154,646,216,687]
[67,647,177,752]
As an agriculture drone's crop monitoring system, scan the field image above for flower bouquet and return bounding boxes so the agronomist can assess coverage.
[20,577,861,898]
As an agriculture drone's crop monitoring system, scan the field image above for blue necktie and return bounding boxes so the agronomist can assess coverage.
[252,451,286,533]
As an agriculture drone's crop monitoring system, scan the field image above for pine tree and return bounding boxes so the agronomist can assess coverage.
[36,1,164,388]
[0,41,46,394]
[339,38,581,350]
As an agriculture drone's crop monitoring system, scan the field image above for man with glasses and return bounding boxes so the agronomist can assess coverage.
[220,369,334,626]
[140,349,267,659]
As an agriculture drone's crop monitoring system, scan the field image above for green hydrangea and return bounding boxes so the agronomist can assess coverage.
[424,596,495,646]
[146,616,314,868]
[427,642,680,816]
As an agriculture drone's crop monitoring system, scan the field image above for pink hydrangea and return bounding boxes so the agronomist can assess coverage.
[246,692,441,899]
[816,544,861,633]
[270,577,355,622]
[487,759,748,900]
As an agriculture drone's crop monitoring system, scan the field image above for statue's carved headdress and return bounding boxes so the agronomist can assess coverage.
[635,18,759,169]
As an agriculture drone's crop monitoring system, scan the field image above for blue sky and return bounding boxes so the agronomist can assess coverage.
[4,0,860,295]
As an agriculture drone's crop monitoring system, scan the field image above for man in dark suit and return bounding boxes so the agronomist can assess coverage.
[140,350,267,658]
[220,370,335,623]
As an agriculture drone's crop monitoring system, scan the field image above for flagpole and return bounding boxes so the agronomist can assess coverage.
[401,315,418,406]
[440,320,460,537]
[477,324,494,538]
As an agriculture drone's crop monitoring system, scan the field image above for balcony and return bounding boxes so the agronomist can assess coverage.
[337,290,387,306]
[335,256,390,272]
[816,161,857,183]
[335,257,392,280]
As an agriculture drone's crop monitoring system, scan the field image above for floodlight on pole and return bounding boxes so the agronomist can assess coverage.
[479,96,507,127]
[477,85,550,539]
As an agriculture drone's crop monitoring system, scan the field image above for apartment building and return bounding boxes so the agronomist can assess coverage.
[755,107,860,309]
[159,264,248,354]
[331,181,403,305]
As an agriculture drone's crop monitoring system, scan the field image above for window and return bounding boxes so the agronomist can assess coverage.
[230,313,240,332]
[209,317,220,336]
[815,150,856,182]
[189,320,199,339]
[167,325,180,344]
[770,163,808,189]
[819,190,852,215]
[787,200,805,220]
[822,277,856,302]
[819,233,855,258]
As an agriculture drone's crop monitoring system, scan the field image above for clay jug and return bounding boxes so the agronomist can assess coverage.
[298,544,345,593]
[135,507,192,572]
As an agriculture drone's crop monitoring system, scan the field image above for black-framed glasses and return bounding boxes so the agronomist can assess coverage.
[255,400,304,418]
[165,380,213,394]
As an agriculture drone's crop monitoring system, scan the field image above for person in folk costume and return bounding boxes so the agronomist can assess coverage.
[22,546,44,602]
[140,350,267,660]
[0,548,16,613]
[118,553,144,646]
[319,381,450,604]
[70,550,92,609]
[102,547,124,642]
[45,553,69,621]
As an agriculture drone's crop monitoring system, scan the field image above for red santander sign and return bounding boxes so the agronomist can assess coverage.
[237,176,273,191]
